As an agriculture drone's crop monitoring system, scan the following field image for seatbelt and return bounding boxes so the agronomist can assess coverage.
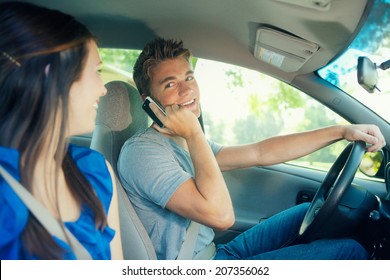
[0,165,92,260]
[176,220,217,260]
[193,242,216,260]
[176,220,200,260]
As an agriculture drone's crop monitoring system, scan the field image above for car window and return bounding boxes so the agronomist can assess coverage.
[194,59,350,173]
[99,48,141,86]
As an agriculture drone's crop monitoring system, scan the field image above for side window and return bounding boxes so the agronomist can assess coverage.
[195,59,350,172]
[99,48,141,85]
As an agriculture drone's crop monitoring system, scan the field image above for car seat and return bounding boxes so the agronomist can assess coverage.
[90,80,157,259]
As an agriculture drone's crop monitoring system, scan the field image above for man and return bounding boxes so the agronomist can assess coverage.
[118,38,385,260]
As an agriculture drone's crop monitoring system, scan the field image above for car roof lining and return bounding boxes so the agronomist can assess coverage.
[18,0,369,83]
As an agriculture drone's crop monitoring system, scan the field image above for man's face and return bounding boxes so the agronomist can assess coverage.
[149,57,201,117]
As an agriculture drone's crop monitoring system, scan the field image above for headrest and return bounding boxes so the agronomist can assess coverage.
[96,81,138,131]
[92,80,148,172]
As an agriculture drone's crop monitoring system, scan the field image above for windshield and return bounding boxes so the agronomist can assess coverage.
[318,0,390,123]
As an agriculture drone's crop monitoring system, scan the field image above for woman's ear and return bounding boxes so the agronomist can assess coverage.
[141,93,147,102]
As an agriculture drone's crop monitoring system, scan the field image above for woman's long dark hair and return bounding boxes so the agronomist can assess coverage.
[0,2,107,259]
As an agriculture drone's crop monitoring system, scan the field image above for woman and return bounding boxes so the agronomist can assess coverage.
[0,2,123,259]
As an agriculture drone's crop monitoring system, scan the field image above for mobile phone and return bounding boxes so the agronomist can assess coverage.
[142,96,167,128]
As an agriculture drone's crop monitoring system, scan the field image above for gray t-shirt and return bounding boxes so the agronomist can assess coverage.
[117,127,223,260]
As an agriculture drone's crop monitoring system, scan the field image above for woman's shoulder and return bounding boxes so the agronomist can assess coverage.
[0,146,19,170]
[0,146,29,256]
[68,144,105,164]
[68,144,113,210]
[68,144,109,176]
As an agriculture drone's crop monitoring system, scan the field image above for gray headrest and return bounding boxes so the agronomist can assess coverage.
[91,80,148,172]
[96,81,138,131]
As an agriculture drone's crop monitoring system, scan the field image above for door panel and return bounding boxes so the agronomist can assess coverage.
[214,163,387,244]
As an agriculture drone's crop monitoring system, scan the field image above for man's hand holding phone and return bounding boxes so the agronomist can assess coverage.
[142,96,202,139]
[142,96,167,128]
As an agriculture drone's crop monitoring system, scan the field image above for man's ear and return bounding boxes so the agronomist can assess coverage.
[141,93,147,102]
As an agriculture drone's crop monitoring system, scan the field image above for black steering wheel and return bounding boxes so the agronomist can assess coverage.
[297,140,367,243]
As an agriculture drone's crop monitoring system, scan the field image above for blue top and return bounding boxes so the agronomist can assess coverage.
[0,144,115,260]
[118,128,222,259]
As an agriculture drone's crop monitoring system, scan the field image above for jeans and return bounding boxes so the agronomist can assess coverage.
[214,203,368,260]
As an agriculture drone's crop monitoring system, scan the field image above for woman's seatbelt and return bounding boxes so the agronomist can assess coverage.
[0,165,92,260]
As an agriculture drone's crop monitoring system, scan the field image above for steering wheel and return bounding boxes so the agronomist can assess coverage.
[297,140,367,243]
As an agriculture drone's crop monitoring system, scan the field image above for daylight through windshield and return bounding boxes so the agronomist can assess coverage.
[318,0,390,123]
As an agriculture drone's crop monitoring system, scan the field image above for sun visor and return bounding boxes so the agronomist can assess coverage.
[254,27,320,72]
[274,0,331,11]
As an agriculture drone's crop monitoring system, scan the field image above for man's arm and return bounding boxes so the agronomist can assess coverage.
[152,103,235,230]
[216,124,385,171]
[166,130,234,230]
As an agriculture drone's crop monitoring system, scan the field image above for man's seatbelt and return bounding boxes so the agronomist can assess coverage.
[176,220,200,260]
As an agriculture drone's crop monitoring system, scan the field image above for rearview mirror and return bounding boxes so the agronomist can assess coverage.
[357,56,390,93]
[357,56,378,93]
[359,150,384,177]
